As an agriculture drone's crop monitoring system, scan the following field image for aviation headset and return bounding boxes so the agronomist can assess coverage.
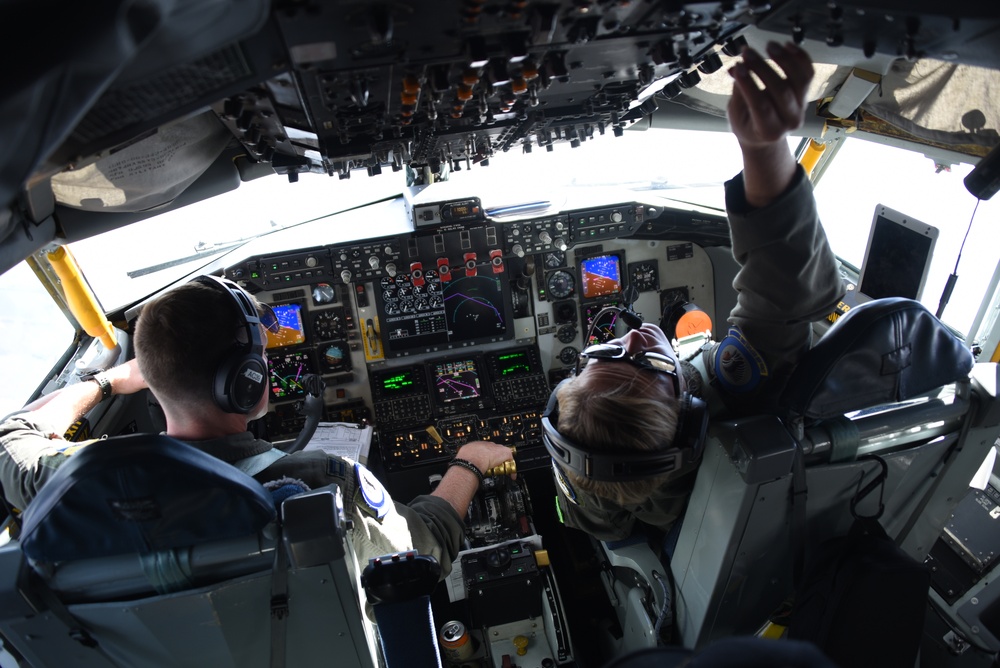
[191,275,270,414]
[541,311,710,482]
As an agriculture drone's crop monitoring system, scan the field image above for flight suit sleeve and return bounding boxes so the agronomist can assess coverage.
[341,460,464,576]
[399,495,467,576]
[723,166,845,380]
[0,414,78,510]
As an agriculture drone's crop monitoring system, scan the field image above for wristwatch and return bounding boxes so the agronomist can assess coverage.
[81,371,113,402]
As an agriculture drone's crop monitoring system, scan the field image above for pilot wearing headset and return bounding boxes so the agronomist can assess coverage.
[0,275,513,578]
[544,43,845,541]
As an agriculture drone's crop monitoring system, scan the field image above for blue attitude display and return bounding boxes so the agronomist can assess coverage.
[580,254,622,300]
[265,303,306,349]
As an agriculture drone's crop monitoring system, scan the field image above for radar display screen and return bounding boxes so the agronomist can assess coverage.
[265,303,306,349]
[580,254,622,300]
[268,349,316,401]
[376,270,512,356]
[434,358,482,404]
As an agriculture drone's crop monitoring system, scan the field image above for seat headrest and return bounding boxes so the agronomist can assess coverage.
[20,434,277,563]
[781,298,974,419]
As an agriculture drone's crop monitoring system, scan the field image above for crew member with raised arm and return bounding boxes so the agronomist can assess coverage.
[547,43,845,541]
[0,275,514,575]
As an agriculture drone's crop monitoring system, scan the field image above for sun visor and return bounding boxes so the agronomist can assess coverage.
[50,112,231,213]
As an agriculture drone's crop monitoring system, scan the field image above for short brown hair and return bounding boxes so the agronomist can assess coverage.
[555,366,679,506]
[134,281,248,410]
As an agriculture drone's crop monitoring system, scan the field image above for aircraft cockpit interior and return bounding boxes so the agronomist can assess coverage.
[2,1,1000,667]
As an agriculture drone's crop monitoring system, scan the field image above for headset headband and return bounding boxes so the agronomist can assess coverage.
[192,274,269,414]
[542,372,708,482]
[192,275,265,357]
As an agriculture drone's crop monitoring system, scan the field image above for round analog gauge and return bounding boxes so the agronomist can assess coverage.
[313,308,347,341]
[558,346,579,366]
[546,270,576,299]
[544,250,566,269]
[630,262,659,292]
[556,324,577,344]
[319,341,352,374]
[380,276,396,290]
[312,282,336,305]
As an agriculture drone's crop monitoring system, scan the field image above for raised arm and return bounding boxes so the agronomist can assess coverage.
[0,359,148,509]
[728,42,814,207]
[18,359,147,429]
[720,43,845,389]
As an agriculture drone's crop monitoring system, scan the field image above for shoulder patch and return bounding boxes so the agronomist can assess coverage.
[327,457,348,480]
[354,463,389,520]
[552,460,578,505]
[714,326,768,394]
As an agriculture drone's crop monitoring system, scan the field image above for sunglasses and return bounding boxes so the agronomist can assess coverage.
[575,343,680,393]
[256,302,281,334]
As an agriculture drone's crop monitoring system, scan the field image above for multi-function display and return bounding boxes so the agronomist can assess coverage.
[376,270,513,356]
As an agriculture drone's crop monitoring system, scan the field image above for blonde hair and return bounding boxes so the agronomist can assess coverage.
[554,365,679,506]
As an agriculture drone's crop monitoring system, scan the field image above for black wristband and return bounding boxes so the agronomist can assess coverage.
[448,458,484,485]
[86,374,113,401]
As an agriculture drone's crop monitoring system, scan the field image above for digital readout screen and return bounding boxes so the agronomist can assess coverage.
[580,255,622,299]
[434,359,481,404]
[265,303,306,349]
[494,350,533,377]
[268,350,315,401]
[378,368,419,395]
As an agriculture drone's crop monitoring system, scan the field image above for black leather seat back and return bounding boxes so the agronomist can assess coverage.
[781,298,974,419]
[19,433,276,563]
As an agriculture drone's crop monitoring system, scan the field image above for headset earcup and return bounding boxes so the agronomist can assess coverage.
[675,392,709,454]
[214,354,268,414]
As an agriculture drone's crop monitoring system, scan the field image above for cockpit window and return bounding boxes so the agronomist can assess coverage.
[812,137,999,341]
[68,170,408,312]
[0,261,74,417]
[66,128,758,313]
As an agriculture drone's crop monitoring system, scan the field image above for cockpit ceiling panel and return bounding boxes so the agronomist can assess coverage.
[7,0,1000,213]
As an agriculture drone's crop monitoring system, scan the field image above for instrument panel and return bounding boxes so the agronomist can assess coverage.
[230,195,726,499]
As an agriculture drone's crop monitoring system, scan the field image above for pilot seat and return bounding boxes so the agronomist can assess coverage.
[597,297,999,662]
[0,434,383,668]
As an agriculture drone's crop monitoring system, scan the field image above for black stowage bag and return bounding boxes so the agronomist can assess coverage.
[787,517,930,667]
